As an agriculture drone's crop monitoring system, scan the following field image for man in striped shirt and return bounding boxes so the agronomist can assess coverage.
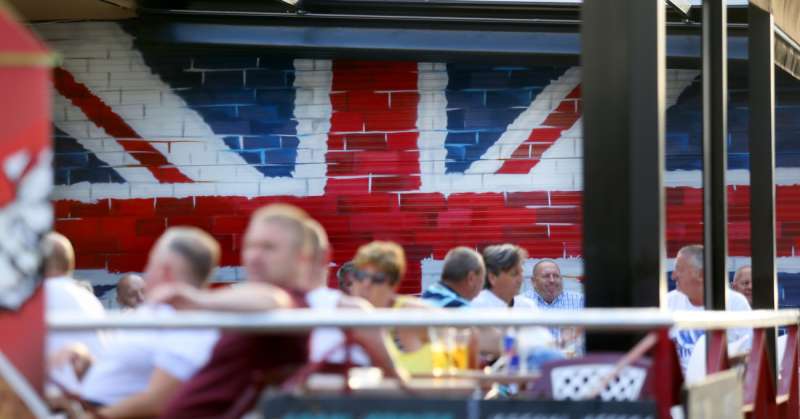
[422,247,485,308]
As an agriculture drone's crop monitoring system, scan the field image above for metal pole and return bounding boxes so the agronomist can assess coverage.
[582,0,666,349]
[702,0,728,312]
[748,3,778,385]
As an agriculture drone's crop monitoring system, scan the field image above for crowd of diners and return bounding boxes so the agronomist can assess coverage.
[43,203,755,418]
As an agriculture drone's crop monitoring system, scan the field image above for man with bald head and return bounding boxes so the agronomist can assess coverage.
[43,232,106,357]
[526,259,583,310]
[115,274,145,309]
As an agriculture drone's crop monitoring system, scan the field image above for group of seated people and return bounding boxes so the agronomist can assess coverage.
[43,202,758,417]
[44,203,584,418]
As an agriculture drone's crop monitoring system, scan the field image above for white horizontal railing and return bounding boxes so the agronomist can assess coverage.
[47,308,800,332]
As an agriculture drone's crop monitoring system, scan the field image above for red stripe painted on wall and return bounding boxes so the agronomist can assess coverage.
[53,67,192,183]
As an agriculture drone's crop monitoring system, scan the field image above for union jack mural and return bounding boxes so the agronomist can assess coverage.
[40,22,800,304]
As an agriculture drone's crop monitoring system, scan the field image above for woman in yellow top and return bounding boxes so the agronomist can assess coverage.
[350,241,435,375]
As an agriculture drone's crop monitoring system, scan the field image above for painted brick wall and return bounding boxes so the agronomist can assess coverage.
[39,21,800,307]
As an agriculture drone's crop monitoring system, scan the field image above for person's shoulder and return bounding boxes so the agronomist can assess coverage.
[726,289,752,311]
[396,295,432,309]
[514,295,538,309]
[665,289,690,310]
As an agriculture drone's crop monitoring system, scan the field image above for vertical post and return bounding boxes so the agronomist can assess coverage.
[748,3,778,385]
[702,0,728,312]
[582,0,666,349]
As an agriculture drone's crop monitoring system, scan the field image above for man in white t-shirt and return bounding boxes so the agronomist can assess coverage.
[43,232,106,358]
[666,244,752,373]
[76,227,221,418]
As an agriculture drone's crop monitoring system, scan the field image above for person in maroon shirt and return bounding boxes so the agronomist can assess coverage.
[152,204,319,418]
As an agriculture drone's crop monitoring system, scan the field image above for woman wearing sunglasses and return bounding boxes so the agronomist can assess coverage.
[350,241,435,375]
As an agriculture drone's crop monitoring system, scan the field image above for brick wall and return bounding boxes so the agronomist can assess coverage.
[39,21,800,306]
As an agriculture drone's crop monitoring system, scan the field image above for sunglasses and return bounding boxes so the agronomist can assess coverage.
[352,269,391,285]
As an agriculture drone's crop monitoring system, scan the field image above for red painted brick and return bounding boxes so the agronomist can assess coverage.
[447,193,505,209]
[328,134,345,151]
[371,175,420,192]
[212,216,248,235]
[110,198,155,216]
[107,253,148,273]
[345,133,387,151]
[326,151,356,176]
[325,177,370,194]
[399,193,447,212]
[346,91,389,112]
[337,194,395,214]
[496,159,536,174]
[387,132,419,151]
[363,110,416,132]
[542,112,580,128]
[54,201,71,218]
[549,225,582,241]
[55,218,101,238]
[155,197,194,215]
[528,127,565,142]
[330,112,364,132]
[75,253,106,270]
[550,191,582,206]
[389,92,419,110]
[330,92,347,111]
[70,200,110,217]
[194,197,248,216]
[135,217,166,236]
[534,207,580,224]
[507,191,549,207]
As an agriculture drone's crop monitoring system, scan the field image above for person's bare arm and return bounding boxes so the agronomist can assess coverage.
[147,282,294,312]
[95,368,181,418]
[337,296,408,381]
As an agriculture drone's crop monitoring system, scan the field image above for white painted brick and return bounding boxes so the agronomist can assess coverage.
[307,178,326,196]
[293,59,315,71]
[162,94,188,107]
[137,121,183,137]
[183,121,212,137]
[88,62,132,73]
[170,141,207,155]
[313,60,332,71]
[294,104,332,119]
[218,151,250,165]
[234,166,266,180]
[292,163,326,178]
[217,182,259,197]
[113,104,144,120]
[109,49,141,59]
[312,88,331,105]
[259,178,308,196]
[114,167,157,182]
[91,183,131,200]
[123,90,162,105]
[418,63,434,71]
[189,151,219,165]
[448,174,484,192]
[294,71,332,88]
[93,152,126,166]
[554,158,582,174]
[174,183,217,198]
[294,89,314,106]
[467,160,503,175]
[92,89,122,105]
[175,166,201,179]
[109,71,156,81]
[197,165,239,182]
[52,182,91,201]
[130,183,175,198]
[62,58,89,73]
[107,79,162,89]
[62,48,109,59]
[66,107,88,122]
[52,105,68,122]
[87,125,109,139]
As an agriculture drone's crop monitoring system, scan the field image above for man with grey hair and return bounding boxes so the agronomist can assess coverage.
[473,244,536,308]
[422,246,485,308]
[667,244,751,372]
[731,265,752,305]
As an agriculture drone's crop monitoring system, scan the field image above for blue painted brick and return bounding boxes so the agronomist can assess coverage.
[193,55,258,69]
[264,149,297,165]
[238,105,280,122]
[251,120,297,136]
[257,57,295,70]
[281,137,300,148]
[666,133,690,155]
[243,135,281,149]
[223,136,241,150]
[237,150,263,165]
[463,108,523,129]
[55,153,89,168]
[153,69,202,88]
[246,70,291,88]
[445,132,478,145]
[204,71,244,88]
[256,89,295,106]
[54,169,70,185]
[509,69,566,88]
[666,155,702,171]
[729,132,749,153]
[258,164,293,177]
[446,109,465,130]
[209,89,257,105]
[446,91,484,109]
[209,120,251,135]
[485,90,532,108]
[194,106,238,120]
[70,169,116,184]
[777,153,800,167]
[728,154,749,170]
[444,144,467,161]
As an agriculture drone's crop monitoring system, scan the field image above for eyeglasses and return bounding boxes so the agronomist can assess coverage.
[352,269,390,285]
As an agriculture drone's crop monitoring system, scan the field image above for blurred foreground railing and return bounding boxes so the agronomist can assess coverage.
[47,308,800,418]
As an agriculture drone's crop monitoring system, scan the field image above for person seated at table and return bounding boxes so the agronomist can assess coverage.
[349,241,438,375]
